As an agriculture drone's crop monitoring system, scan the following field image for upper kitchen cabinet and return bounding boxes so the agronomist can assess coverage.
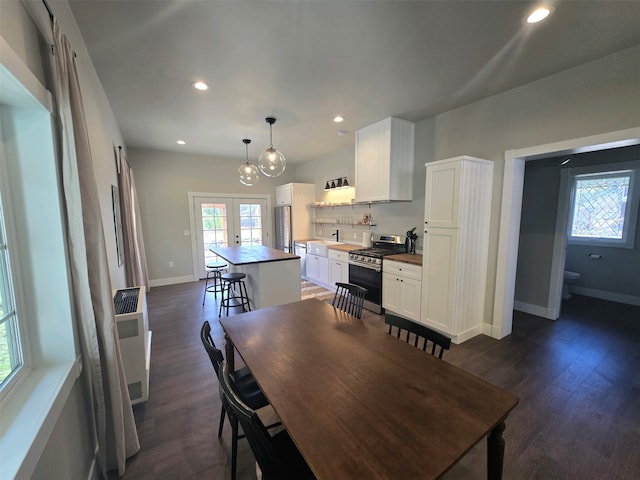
[275,182,314,207]
[354,117,415,203]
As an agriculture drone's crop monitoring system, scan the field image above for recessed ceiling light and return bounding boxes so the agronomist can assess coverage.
[333,116,344,123]
[192,81,209,91]
[527,7,552,24]
[176,140,186,145]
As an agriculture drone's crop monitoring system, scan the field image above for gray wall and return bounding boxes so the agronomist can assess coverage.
[128,147,298,282]
[422,44,640,325]
[516,146,640,307]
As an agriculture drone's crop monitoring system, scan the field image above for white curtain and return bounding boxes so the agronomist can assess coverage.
[51,19,139,477]
[118,148,149,291]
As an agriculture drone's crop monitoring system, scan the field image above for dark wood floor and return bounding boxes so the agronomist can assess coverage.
[112,281,640,479]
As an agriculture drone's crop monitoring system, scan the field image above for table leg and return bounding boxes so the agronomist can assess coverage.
[487,421,506,480]
[224,332,235,373]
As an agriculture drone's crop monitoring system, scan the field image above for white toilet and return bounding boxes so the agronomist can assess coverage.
[562,271,581,300]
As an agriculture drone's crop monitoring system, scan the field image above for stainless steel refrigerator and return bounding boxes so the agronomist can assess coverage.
[275,205,293,253]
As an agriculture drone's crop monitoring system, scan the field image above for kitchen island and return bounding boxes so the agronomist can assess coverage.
[210,245,301,310]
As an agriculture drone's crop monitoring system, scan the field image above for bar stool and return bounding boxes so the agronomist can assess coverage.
[202,261,228,305]
[218,272,252,317]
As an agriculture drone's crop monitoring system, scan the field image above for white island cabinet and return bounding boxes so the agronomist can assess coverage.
[211,245,301,309]
[421,156,493,344]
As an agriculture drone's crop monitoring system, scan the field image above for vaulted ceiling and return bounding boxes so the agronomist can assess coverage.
[68,0,640,164]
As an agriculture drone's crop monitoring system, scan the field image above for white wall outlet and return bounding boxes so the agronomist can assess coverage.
[184,229,190,236]
[319,228,323,236]
[168,261,174,268]
[353,232,358,239]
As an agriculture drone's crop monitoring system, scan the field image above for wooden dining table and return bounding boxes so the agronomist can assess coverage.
[219,298,519,479]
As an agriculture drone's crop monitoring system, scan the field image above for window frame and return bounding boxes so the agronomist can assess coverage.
[567,163,639,249]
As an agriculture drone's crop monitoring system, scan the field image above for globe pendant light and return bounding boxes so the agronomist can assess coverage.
[238,138,260,186]
[258,117,286,177]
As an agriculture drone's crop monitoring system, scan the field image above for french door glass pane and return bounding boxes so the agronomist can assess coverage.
[202,202,229,264]
[239,203,263,246]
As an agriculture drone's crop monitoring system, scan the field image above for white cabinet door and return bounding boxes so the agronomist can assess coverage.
[400,277,422,321]
[275,184,293,206]
[328,260,342,287]
[421,228,458,335]
[307,254,320,282]
[317,256,329,286]
[384,272,421,322]
[424,160,461,228]
[382,272,402,313]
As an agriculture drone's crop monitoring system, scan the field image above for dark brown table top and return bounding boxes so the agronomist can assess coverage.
[220,299,519,480]
[210,245,299,266]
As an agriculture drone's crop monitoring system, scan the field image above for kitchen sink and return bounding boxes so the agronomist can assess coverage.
[307,240,343,257]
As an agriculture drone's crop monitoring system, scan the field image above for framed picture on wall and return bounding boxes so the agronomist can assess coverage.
[112,185,125,266]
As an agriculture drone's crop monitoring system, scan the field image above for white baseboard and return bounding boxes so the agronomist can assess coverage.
[513,300,556,320]
[149,275,196,288]
[452,324,484,344]
[570,286,640,306]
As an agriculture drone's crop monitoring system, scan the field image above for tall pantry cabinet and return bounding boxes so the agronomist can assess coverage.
[421,156,493,344]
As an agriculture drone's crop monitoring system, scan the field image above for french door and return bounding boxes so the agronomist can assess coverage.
[192,195,269,279]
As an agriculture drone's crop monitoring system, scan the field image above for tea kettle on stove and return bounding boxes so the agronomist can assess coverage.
[405,227,418,254]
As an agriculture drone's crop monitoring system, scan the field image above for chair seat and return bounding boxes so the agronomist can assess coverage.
[234,366,269,410]
[221,272,247,282]
[206,261,228,270]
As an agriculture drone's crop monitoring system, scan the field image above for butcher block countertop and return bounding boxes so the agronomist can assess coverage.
[385,253,423,266]
[328,244,361,253]
[211,245,299,266]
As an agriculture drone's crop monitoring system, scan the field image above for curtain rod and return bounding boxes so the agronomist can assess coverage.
[42,0,54,21]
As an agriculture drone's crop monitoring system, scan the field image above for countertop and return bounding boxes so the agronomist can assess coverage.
[210,245,299,266]
[327,244,361,253]
[385,253,423,266]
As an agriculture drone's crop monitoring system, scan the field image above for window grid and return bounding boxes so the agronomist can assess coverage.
[0,200,22,386]
[202,203,229,264]
[239,203,263,246]
[571,173,631,240]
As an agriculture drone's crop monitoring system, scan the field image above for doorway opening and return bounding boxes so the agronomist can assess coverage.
[493,127,640,340]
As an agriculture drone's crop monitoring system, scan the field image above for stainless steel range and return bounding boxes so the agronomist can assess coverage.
[348,234,406,314]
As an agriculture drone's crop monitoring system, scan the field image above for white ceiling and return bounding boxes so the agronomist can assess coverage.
[67,0,640,164]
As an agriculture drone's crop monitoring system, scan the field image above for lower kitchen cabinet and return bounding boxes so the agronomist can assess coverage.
[328,250,349,287]
[307,253,328,286]
[382,260,422,322]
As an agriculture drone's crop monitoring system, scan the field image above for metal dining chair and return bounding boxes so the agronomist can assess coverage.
[332,282,367,319]
[384,312,451,359]
[200,321,277,480]
[218,361,316,480]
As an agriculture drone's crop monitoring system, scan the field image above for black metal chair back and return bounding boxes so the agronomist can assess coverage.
[384,312,452,359]
[218,362,315,480]
[332,282,367,319]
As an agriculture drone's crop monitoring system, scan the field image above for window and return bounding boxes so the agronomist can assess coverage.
[568,168,638,248]
[0,198,23,387]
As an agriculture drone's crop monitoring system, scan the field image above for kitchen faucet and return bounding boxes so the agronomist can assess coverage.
[331,229,339,242]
